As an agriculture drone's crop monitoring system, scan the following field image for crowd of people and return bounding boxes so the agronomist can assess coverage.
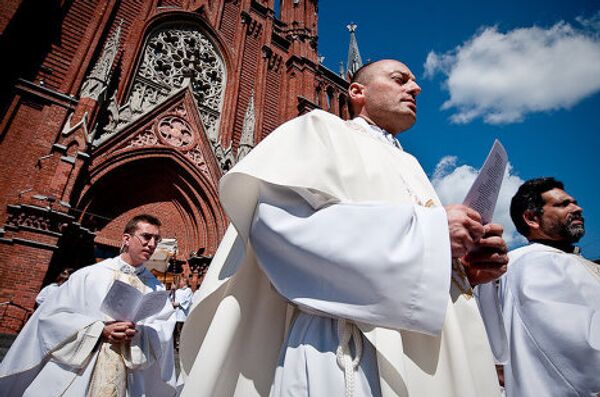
[0,59,597,397]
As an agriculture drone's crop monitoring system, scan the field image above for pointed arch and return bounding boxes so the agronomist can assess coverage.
[75,149,226,258]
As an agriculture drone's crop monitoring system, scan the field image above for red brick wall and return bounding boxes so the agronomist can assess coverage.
[0,0,348,332]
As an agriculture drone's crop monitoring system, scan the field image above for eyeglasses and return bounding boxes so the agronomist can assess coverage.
[132,232,162,245]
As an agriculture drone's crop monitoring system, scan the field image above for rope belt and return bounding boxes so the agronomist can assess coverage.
[336,319,363,397]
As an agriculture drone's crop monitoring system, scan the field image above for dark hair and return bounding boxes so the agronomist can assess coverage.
[348,61,376,118]
[350,61,376,85]
[123,214,162,234]
[510,177,564,237]
[55,268,74,284]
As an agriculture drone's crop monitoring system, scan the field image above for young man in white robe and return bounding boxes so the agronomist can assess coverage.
[499,177,600,396]
[0,214,177,397]
[171,276,193,350]
[34,267,73,307]
[178,59,509,397]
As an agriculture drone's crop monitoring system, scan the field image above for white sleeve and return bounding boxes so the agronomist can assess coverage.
[475,282,508,363]
[178,289,193,312]
[510,252,600,394]
[250,183,452,335]
[35,287,49,305]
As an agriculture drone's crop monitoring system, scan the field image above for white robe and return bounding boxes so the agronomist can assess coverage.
[253,182,450,396]
[174,287,193,322]
[0,256,177,397]
[499,243,600,397]
[35,282,60,306]
[179,109,502,397]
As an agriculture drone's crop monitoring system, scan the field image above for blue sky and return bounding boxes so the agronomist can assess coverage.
[317,1,600,259]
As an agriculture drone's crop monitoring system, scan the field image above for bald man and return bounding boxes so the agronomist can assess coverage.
[179,60,508,397]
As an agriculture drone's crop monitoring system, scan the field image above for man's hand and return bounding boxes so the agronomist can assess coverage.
[102,321,137,345]
[445,204,485,258]
[462,223,508,286]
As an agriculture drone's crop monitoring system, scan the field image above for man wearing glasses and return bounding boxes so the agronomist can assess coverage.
[0,214,177,397]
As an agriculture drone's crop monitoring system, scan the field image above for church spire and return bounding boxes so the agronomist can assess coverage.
[346,23,363,78]
[80,19,123,101]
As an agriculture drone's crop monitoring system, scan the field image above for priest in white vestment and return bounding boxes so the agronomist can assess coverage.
[179,59,508,397]
[499,177,600,397]
[172,276,193,350]
[34,267,73,307]
[0,214,177,397]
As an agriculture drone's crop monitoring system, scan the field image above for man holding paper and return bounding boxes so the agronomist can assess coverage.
[0,214,177,397]
[499,178,600,396]
[179,59,508,396]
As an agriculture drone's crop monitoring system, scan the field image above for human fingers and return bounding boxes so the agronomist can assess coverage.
[109,322,131,332]
[124,328,137,340]
[483,223,504,237]
[466,261,508,271]
[465,248,508,266]
[446,205,484,257]
[464,206,482,223]
[465,266,507,286]
[448,224,475,258]
[473,236,508,254]
[106,330,129,344]
[464,217,485,242]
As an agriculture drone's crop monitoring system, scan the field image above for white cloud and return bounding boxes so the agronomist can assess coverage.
[424,20,600,124]
[431,155,527,248]
[576,10,600,32]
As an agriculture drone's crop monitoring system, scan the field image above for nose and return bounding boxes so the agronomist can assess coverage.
[407,80,421,97]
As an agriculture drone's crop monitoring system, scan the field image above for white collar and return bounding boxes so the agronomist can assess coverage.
[117,256,146,276]
[351,117,403,150]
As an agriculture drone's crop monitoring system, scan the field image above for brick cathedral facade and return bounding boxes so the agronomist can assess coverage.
[0,0,352,333]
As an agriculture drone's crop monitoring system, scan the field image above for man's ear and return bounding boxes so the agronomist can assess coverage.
[348,82,365,102]
[121,234,131,251]
[523,210,540,231]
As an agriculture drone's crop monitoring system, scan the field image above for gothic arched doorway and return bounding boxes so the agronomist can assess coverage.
[75,153,226,266]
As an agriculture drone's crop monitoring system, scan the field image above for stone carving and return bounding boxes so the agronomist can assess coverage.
[185,147,210,177]
[95,25,226,149]
[126,129,158,148]
[61,112,92,142]
[158,116,194,148]
[241,12,262,38]
[172,104,187,117]
[131,26,225,139]
[237,91,255,161]
[262,45,283,72]
[5,204,73,235]
[7,212,50,231]
[80,21,123,101]
[213,142,235,172]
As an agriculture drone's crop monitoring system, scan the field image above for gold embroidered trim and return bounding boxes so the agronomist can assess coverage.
[451,259,473,299]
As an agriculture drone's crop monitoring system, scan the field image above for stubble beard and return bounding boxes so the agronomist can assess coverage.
[560,215,585,243]
[540,214,585,243]
[562,219,585,242]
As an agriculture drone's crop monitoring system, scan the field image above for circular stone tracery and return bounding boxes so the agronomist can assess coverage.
[158,116,194,148]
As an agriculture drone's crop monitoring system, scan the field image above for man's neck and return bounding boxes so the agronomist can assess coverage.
[529,239,578,254]
[119,253,142,267]
[357,115,387,133]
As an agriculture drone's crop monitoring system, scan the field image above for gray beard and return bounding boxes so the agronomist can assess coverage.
[562,223,585,242]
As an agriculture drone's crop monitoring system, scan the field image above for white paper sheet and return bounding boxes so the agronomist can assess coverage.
[463,140,508,225]
[100,280,168,322]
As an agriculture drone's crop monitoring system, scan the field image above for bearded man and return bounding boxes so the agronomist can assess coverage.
[499,177,600,396]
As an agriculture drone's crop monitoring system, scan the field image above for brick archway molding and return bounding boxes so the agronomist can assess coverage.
[75,148,227,260]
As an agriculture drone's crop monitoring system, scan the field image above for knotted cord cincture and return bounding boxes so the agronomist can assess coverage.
[336,319,363,397]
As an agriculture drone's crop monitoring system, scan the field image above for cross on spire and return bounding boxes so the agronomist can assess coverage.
[346,23,363,78]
